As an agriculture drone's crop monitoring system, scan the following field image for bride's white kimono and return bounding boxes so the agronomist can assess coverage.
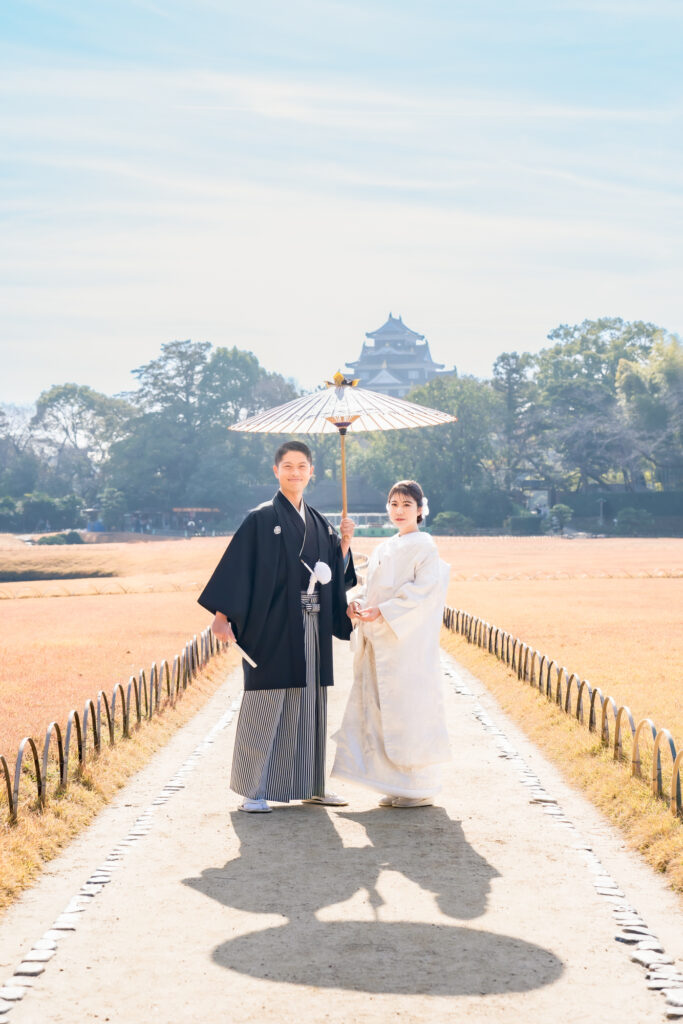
[332,530,451,798]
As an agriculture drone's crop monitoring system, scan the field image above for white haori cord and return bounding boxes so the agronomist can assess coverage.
[301,559,332,595]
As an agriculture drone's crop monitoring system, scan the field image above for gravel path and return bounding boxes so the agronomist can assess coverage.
[0,643,681,1023]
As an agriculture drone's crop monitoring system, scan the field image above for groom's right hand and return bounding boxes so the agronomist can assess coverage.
[212,612,236,644]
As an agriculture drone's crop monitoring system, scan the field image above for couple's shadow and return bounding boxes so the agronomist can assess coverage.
[183,806,562,995]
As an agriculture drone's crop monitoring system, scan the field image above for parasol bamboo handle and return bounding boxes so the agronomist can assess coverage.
[339,428,348,519]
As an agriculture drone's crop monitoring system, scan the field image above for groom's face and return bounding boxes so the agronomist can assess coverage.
[273,451,314,494]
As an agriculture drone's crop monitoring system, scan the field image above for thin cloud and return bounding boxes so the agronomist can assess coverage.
[1,66,671,125]
[1,3,681,404]
[555,0,683,15]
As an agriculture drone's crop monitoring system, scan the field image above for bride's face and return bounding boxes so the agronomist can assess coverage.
[386,492,420,534]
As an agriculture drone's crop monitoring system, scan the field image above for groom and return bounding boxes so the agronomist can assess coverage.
[198,440,356,813]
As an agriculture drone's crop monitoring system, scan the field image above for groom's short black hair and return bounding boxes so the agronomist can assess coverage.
[274,440,313,465]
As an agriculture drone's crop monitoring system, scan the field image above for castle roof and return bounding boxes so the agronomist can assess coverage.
[347,342,444,372]
[366,313,424,342]
[345,314,450,397]
[365,368,403,387]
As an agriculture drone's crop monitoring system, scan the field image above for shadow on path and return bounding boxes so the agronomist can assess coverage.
[183,806,563,995]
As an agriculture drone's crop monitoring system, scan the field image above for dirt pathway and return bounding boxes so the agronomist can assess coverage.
[0,644,681,1023]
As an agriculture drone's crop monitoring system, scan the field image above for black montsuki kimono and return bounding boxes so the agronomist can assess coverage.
[198,491,356,690]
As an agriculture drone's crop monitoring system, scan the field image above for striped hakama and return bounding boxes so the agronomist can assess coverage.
[230,592,327,802]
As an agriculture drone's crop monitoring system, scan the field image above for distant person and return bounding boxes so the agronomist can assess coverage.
[198,440,356,813]
[333,480,450,808]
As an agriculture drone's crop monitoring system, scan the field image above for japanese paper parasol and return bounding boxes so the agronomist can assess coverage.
[230,372,456,517]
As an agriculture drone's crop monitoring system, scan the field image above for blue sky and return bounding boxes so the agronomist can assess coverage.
[1,0,682,403]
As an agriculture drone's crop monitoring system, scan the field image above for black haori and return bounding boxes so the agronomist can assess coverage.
[197,490,356,691]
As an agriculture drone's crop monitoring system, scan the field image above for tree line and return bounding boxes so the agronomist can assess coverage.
[1,318,681,534]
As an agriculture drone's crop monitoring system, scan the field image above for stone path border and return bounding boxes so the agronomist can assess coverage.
[440,651,683,1020]
[0,697,242,1017]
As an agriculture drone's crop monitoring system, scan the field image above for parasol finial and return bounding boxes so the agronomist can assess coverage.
[325,371,360,388]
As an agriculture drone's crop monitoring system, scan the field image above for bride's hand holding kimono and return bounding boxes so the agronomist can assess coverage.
[356,605,382,622]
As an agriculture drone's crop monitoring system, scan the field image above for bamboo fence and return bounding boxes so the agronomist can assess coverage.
[1,628,226,822]
[442,605,682,818]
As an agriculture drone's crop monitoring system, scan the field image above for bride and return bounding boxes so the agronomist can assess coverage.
[332,480,451,808]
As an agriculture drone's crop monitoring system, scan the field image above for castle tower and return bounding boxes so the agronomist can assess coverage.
[345,314,450,397]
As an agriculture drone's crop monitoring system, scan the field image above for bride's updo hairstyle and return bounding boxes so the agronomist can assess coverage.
[387,480,426,524]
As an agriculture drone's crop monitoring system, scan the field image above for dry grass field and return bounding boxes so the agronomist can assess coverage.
[0,533,240,912]
[0,592,222,755]
[442,578,682,736]
[442,631,683,896]
[1,531,681,899]
[424,536,683,895]
[434,538,683,745]
[2,534,681,758]
[0,649,238,913]
[356,535,683,742]
[356,535,683,893]
[0,534,224,593]
[0,535,230,752]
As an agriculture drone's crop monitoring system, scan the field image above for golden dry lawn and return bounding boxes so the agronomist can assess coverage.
[441,632,683,896]
[357,535,683,748]
[0,649,239,914]
[1,532,682,899]
[425,536,683,896]
[0,533,222,595]
[444,576,683,743]
[0,535,230,754]
[2,534,681,759]
[0,591,221,755]
[430,537,683,748]
[0,533,242,912]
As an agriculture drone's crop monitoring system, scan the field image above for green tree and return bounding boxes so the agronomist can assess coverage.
[615,507,655,536]
[110,340,297,513]
[534,318,659,490]
[198,346,298,435]
[491,351,540,489]
[54,494,85,529]
[351,374,506,523]
[547,503,573,534]
[616,334,683,488]
[30,384,132,500]
[0,496,18,531]
[111,340,220,510]
[429,510,474,535]
[19,492,59,532]
[131,340,212,421]
[0,407,41,497]
[98,487,127,530]
[198,347,262,431]
[107,413,192,511]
